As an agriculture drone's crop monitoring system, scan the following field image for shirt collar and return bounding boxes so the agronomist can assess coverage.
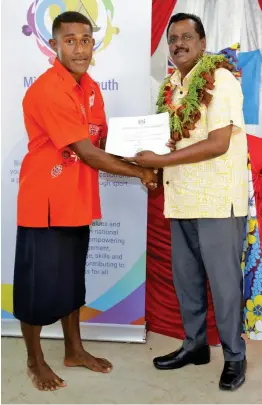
[53,58,92,91]
[170,61,200,89]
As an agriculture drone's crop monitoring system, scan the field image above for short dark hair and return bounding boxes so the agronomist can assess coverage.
[166,13,205,39]
[52,11,93,37]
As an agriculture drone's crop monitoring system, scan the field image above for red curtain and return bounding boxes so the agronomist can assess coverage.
[247,135,262,246]
[151,0,177,55]
[146,187,220,344]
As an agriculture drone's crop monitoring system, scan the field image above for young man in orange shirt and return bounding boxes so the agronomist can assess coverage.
[13,11,156,391]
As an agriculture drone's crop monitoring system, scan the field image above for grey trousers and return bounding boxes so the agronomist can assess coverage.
[170,215,246,361]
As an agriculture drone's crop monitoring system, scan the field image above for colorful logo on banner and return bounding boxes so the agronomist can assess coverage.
[22,0,119,64]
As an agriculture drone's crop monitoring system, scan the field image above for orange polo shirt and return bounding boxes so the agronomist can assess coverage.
[18,59,107,227]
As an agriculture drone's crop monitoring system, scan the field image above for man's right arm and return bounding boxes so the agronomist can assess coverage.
[70,138,156,184]
[30,90,157,185]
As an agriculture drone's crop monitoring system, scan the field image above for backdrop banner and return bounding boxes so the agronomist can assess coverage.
[1,0,152,343]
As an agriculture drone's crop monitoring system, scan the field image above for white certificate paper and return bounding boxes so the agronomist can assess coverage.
[105,112,170,157]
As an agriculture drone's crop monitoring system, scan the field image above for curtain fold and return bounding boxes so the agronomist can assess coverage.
[248,135,262,244]
[146,187,220,345]
[151,0,176,56]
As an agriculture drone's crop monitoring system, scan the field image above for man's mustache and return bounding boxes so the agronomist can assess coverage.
[174,48,189,55]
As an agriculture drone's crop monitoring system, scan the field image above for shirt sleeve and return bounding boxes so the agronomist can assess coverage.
[101,121,108,139]
[94,84,108,139]
[28,90,90,150]
[207,68,245,134]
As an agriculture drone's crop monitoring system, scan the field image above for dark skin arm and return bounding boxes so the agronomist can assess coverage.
[125,125,233,168]
[70,138,157,186]
[100,137,107,150]
[97,136,154,185]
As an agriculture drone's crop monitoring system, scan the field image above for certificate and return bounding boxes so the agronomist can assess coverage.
[105,112,170,157]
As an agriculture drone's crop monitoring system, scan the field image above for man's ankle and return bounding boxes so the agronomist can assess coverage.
[27,354,45,367]
[64,342,84,357]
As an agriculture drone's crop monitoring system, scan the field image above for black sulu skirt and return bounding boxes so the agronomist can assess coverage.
[13,225,90,326]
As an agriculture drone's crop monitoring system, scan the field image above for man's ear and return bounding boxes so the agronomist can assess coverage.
[49,39,57,53]
[201,37,206,52]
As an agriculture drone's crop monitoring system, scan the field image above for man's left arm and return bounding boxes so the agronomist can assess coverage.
[141,125,233,167]
[131,69,244,169]
[100,136,107,150]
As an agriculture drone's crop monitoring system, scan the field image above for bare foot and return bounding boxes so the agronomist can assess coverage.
[27,360,67,391]
[64,349,113,373]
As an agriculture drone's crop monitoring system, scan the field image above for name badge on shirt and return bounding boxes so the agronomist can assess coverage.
[89,91,95,108]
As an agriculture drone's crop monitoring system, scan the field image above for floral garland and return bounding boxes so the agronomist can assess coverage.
[156,54,237,143]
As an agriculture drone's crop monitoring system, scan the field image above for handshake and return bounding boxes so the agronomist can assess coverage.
[124,139,175,190]
[106,113,177,190]
[139,167,159,191]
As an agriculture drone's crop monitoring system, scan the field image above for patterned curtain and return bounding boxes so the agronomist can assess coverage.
[242,139,262,339]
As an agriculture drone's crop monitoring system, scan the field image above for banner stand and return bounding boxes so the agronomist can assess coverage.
[1,0,152,342]
[2,320,147,343]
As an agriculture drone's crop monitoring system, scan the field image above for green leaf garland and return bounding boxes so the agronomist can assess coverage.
[156,54,235,139]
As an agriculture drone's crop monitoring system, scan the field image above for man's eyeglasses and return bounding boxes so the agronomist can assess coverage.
[168,34,194,45]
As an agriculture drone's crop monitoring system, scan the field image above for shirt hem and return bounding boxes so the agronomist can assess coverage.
[17,219,96,227]
[164,211,248,219]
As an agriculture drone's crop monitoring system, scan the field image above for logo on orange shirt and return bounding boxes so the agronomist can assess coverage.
[51,149,80,178]
[51,164,63,178]
[89,124,101,137]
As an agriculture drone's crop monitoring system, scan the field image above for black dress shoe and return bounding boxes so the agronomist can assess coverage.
[219,358,247,391]
[153,346,210,370]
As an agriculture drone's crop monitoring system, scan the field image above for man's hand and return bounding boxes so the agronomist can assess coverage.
[124,125,233,169]
[70,139,158,179]
[126,151,164,169]
[140,167,158,190]
[166,138,176,151]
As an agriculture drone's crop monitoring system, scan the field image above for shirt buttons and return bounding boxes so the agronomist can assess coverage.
[166,181,169,185]
[180,91,183,94]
